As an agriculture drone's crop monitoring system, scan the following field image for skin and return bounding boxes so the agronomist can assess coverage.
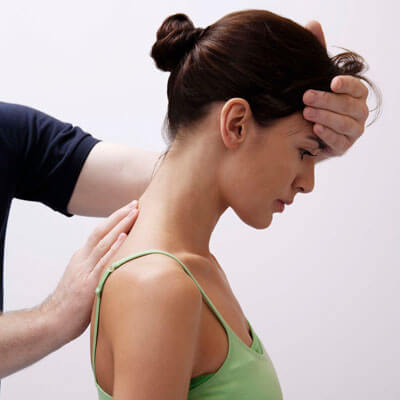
[90,99,335,398]
[68,21,370,218]
[0,201,139,378]
[1,18,371,380]
[105,101,323,257]
[303,20,369,161]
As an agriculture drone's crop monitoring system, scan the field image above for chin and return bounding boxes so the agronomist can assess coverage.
[257,215,273,230]
[236,209,273,230]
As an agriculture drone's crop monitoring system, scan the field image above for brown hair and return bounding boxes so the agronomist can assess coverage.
[150,9,381,158]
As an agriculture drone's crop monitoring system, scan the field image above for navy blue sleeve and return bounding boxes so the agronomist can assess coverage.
[0,101,102,216]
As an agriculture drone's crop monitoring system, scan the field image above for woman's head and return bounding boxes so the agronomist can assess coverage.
[149,9,379,229]
[216,101,322,228]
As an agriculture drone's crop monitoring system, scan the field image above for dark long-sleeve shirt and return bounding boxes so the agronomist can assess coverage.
[0,101,101,313]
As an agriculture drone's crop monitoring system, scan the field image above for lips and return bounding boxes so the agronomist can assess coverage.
[275,200,285,212]
[278,199,293,205]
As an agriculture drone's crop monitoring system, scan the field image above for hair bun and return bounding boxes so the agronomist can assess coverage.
[150,13,204,72]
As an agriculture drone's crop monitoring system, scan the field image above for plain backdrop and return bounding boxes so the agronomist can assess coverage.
[1,0,398,399]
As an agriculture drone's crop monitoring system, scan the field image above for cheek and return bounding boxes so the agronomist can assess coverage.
[218,151,294,228]
[265,156,295,191]
[233,157,290,207]
[218,155,260,221]
[218,164,272,228]
[257,162,290,200]
[219,161,250,207]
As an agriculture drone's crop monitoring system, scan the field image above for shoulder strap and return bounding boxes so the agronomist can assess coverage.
[91,249,230,383]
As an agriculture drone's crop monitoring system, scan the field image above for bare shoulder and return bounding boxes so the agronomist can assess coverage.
[97,254,203,399]
[100,253,203,337]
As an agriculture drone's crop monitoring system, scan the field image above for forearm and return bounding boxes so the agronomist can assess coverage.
[0,298,64,378]
[0,201,139,378]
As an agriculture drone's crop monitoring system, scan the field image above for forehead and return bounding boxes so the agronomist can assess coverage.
[283,113,325,150]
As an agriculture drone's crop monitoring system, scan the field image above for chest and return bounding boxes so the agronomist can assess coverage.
[191,275,252,377]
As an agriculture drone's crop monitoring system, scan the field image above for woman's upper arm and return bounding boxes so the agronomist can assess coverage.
[102,267,203,400]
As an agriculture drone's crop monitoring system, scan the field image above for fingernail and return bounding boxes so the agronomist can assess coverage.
[118,232,126,241]
[306,91,315,103]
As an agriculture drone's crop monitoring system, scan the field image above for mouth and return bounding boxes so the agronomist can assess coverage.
[278,198,293,205]
[275,199,285,212]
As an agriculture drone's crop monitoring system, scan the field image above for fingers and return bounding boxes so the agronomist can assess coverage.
[111,232,128,250]
[302,75,370,160]
[331,75,369,99]
[88,206,139,269]
[303,107,365,137]
[90,232,128,280]
[302,75,370,149]
[303,89,369,124]
[85,200,138,250]
[312,123,353,156]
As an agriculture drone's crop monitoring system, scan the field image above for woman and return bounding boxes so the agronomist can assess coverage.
[90,9,379,400]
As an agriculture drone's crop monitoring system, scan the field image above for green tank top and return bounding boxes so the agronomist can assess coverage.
[91,249,283,400]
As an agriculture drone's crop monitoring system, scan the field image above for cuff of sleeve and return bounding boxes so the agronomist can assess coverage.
[57,134,102,217]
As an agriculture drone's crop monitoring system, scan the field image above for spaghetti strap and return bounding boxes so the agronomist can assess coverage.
[91,249,231,384]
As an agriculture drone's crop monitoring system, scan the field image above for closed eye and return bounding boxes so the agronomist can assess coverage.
[299,149,317,160]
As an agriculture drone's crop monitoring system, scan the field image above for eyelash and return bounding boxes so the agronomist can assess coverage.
[299,149,317,160]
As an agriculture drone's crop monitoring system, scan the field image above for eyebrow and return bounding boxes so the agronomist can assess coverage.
[306,135,327,151]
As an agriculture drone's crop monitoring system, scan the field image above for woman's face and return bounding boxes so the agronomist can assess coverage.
[218,99,324,229]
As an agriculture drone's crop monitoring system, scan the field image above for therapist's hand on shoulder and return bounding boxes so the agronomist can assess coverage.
[43,199,139,343]
[303,20,371,162]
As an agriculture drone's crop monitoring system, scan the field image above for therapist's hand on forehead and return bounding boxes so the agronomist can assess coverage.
[0,19,370,380]
[303,20,371,162]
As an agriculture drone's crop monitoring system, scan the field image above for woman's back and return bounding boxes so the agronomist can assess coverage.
[90,248,283,399]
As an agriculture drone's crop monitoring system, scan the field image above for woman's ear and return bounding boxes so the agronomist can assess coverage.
[219,98,249,150]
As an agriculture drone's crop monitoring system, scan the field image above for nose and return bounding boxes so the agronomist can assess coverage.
[295,162,315,194]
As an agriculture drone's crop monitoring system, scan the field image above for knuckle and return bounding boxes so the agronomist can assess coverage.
[346,119,354,133]
[330,130,339,146]
[352,98,369,121]
[320,90,330,105]
[361,83,369,99]
[348,96,356,112]
[339,117,350,133]
[362,104,370,120]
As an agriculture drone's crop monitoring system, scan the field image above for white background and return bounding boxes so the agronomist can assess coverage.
[1,0,398,399]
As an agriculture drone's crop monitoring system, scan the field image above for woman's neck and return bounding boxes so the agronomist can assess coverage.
[122,139,228,257]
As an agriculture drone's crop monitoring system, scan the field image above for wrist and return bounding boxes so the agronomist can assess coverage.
[38,294,72,349]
